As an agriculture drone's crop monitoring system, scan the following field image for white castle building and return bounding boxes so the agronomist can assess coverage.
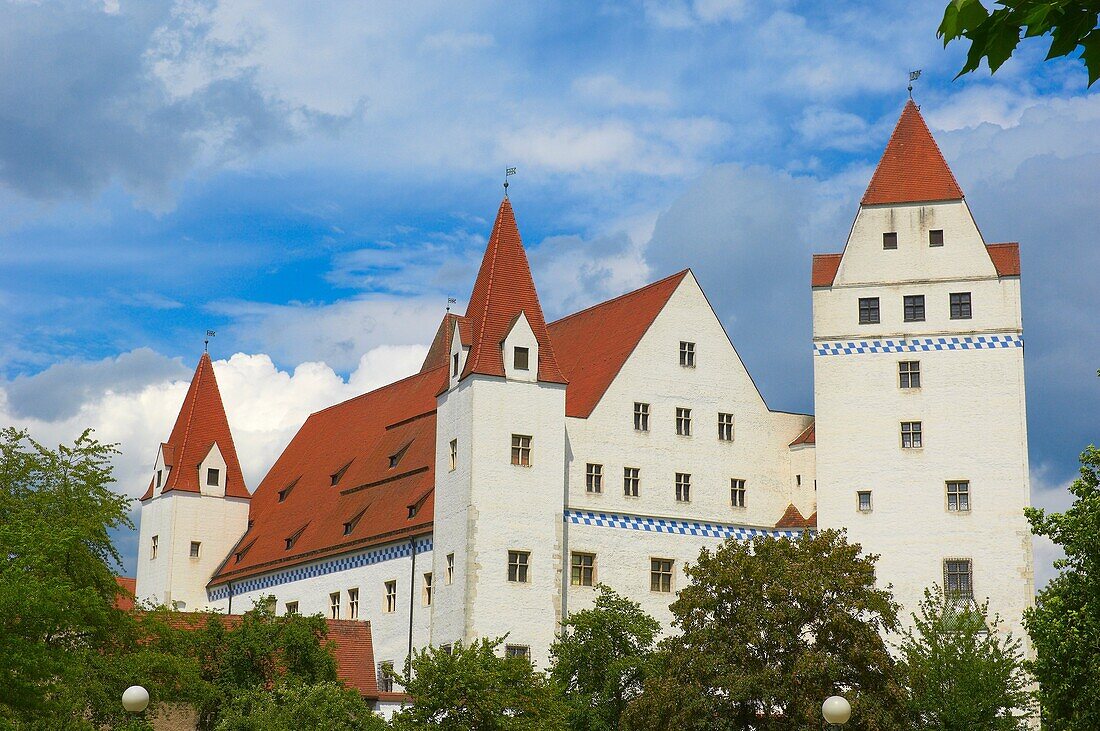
[135,100,1034,691]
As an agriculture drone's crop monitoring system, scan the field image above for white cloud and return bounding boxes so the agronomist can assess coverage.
[573,74,671,109]
[1029,463,1075,589]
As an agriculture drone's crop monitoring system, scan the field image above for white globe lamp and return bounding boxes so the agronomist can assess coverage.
[121,685,150,713]
[821,695,851,726]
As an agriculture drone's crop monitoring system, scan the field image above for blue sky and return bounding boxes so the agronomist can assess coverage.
[0,0,1096,583]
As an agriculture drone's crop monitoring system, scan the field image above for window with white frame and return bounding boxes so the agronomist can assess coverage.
[675,472,691,502]
[285,601,299,615]
[857,491,873,512]
[508,551,530,583]
[718,412,734,441]
[904,294,926,322]
[505,645,531,660]
[446,553,455,584]
[676,407,692,436]
[452,352,459,376]
[634,402,650,432]
[944,559,973,600]
[189,541,201,558]
[950,292,972,320]
[511,435,532,466]
[624,467,640,497]
[449,439,457,472]
[731,478,746,507]
[679,341,695,367]
[859,297,880,324]
[586,463,603,493]
[651,558,674,593]
[423,573,433,606]
[947,481,971,512]
[383,581,397,613]
[571,552,595,587]
[899,361,921,389]
[330,591,340,619]
[156,469,162,488]
[901,421,923,449]
[151,535,158,560]
[348,588,359,619]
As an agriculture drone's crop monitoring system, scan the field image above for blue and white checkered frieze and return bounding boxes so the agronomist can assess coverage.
[564,509,806,541]
[207,536,433,602]
[813,333,1022,357]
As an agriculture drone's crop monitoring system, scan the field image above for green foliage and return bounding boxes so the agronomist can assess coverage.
[623,530,910,731]
[899,585,1032,729]
[939,0,1100,85]
[213,680,385,731]
[1024,444,1100,730]
[549,585,660,731]
[391,637,568,731]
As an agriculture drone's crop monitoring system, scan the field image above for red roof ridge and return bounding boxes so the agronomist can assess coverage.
[986,242,1021,277]
[775,503,816,529]
[548,268,691,327]
[862,99,964,206]
[310,365,447,421]
[466,201,504,376]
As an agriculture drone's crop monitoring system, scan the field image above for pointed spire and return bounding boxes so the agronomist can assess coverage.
[461,197,566,383]
[862,100,964,206]
[143,353,249,500]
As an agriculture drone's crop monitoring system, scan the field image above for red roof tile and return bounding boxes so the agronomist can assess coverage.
[140,354,249,501]
[986,242,1020,277]
[789,421,815,447]
[862,100,964,206]
[211,367,445,586]
[115,576,136,611]
[811,254,842,288]
[775,503,817,529]
[548,270,688,418]
[461,198,566,384]
[420,313,470,373]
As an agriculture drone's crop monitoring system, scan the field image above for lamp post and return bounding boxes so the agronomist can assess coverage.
[122,685,150,714]
[821,695,851,728]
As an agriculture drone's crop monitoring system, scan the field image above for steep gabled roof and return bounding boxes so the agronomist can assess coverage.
[862,100,964,206]
[140,353,249,501]
[460,198,566,384]
[775,503,817,529]
[986,243,1021,277]
[811,254,842,288]
[548,270,689,418]
[420,313,470,373]
[789,421,815,447]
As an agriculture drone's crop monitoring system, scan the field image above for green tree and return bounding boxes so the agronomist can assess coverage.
[1024,444,1100,730]
[899,585,1032,729]
[213,680,385,731]
[549,585,660,731]
[939,1,1100,85]
[391,638,568,731]
[623,530,910,731]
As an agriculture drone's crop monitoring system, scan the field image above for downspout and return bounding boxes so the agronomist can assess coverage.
[227,581,233,614]
[407,536,417,671]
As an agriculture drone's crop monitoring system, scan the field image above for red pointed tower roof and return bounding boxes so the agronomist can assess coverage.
[140,353,249,500]
[862,100,964,206]
[461,197,566,383]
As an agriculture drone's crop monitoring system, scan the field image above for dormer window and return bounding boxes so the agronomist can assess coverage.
[408,504,418,519]
[453,352,460,376]
[882,232,898,250]
[331,461,351,486]
[206,468,220,486]
[388,443,410,470]
[343,508,367,536]
[278,477,299,503]
[234,538,256,564]
[514,346,530,371]
[285,527,305,551]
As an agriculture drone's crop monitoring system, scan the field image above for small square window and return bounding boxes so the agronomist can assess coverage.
[285,601,299,615]
[348,587,359,619]
[676,407,692,436]
[505,644,531,660]
[899,361,921,389]
[950,292,972,320]
[206,468,220,486]
[675,472,691,502]
[944,559,973,600]
[511,435,532,466]
[384,581,397,613]
[571,552,595,587]
[718,412,734,441]
[585,463,603,494]
[901,421,923,449]
[929,229,944,247]
[859,297,880,324]
[634,402,650,432]
[623,467,640,497]
[189,541,201,558]
[730,478,746,507]
[882,232,898,249]
[514,346,530,371]
[947,481,971,512]
[330,591,341,619]
[679,341,696,367]
[449,439,458,472]
[651,558,674,593]
[423,573,433,606]
[857,491,872,512]
[508,551,530,583]
[904,295,926,322]
[446,553,455,584]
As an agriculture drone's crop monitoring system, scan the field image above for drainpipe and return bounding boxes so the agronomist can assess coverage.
[407,537,417,671]
[227,581,233,614]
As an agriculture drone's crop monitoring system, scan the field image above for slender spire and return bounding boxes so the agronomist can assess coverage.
[861,99,964,206]
[461,197,566,383]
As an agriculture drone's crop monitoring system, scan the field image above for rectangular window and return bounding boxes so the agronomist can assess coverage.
[950,292,972,320]
[189,541,201,558]
[330,591,341,619]
[505,645,531,660]
[571,552,595,587]
[348,588,359,619]
[944,559,973,600]
[679,341,696,367]
[634,402,650,432]
[623,467,640,497]
[585,463,603,494]
[675,472,691,502]
[514,346,530,371]
[511,435,532,466]
[285,601,299,615]
[904,295,926,322]
[947,481,971,512]
[901,421,923,449]
[882,231,898,249]
[384,581,397,613]
[449,439,457,472]
[858,297,880,324]
[206,468,220,486]
[452,352,460,376]
[899,361,921,389]
[151,535,158,560]
[446,553,455,584]
[651,558,674,593]
[508,551,530,583]
[676,407,692,436]
[423,573,433,606]
[730,478,746,508]
[857,491,872,512]
[156,469,162,488]
[379,661,394,693]
[929,229,944,247]
[718,412,734,441]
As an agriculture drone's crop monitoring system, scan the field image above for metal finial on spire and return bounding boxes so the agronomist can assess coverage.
[908,69,922,99]
[504,167,516,197]
[204,330,216,353]
[446,297,457,313]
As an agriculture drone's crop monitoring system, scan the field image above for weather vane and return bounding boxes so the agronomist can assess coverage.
[908,69,922,100]
[446,297,457,313]
[503,167,516,196]
[204,330,216,353]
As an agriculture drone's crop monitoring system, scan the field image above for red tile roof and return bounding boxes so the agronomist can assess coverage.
[461,198,566,384]
[140,354,249,501]
[548,270,688,418]
[862,100,964,206]
[115,576,136,611]
[811,254,842,288]
[420,313,469,373]
[789,422,815,447]
[211,366,445,586]
[775,503,817,529]
[986,242,1020,277]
